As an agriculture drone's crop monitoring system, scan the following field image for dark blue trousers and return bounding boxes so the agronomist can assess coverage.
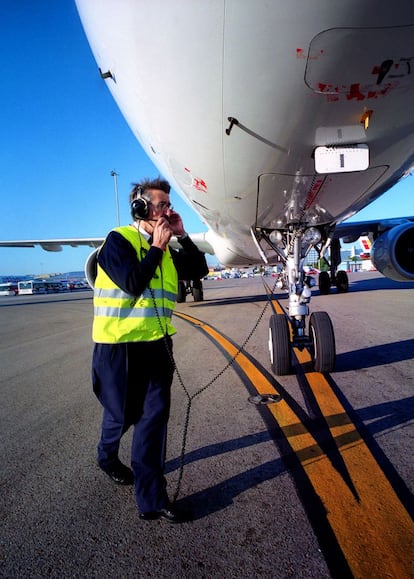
[92,338,174,513]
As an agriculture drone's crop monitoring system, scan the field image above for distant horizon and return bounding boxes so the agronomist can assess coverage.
[0,270,86,283]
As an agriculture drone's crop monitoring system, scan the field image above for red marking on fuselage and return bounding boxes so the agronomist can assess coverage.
[304,178,324,210]
[296,48,324,60]
[193,177,207,193]
[346,83,365,101]
[317,80,398,101]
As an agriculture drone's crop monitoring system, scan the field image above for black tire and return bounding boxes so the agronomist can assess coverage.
[336,270,349,293]
[177,280,187,303]
[309,311,336,373]
[269,314,291,376]
[192,279,204,302]
[318,271,331,295]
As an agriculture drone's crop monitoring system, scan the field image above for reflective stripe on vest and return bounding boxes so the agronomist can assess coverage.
[92,225,178,343]
[94,287,177,302]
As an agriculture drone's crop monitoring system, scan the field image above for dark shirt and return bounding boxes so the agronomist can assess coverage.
[97,229,208,296]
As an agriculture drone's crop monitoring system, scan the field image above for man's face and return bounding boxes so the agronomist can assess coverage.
[147,189,171,220]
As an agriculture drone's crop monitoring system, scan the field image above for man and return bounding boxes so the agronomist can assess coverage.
[92,177,208,523]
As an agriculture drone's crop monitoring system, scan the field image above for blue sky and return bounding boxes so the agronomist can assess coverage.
[1,1,413,276]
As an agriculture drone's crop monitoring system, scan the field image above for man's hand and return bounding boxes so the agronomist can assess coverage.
[166,209,185,237]
[152,217,173,251]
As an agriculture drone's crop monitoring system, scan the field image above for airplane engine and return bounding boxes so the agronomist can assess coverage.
[85,247,99,288]
[371,223,414,282]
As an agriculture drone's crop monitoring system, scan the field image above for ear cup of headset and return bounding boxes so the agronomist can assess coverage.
[131,197,149,219]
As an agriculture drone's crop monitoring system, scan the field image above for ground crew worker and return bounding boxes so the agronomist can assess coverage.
[92,177,208,523]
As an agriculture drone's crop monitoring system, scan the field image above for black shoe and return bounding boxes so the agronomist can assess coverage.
[139,506,189,523]
[98,460,134,485]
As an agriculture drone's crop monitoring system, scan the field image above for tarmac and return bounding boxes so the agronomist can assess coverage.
[0,272,413,578]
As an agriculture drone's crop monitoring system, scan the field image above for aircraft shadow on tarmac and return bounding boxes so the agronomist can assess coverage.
[335,339,414,370]
[166,388,413,521]
[356,395,414,437]
[310,276,414,296]
[165,391,413,579]
[189,302,414,371]
[165,432,289,518]
[346,277,414,292]
[169,435,354,576]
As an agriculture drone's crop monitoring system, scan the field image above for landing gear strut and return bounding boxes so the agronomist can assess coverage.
[318,238,349,294]
[253,226,338,375]
[177,279,204,303]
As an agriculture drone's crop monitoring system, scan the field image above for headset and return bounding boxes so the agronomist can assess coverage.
[131,185,150,220]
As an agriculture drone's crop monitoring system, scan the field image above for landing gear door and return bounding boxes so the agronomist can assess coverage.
[256,173,329,231]
[257,168,388,231]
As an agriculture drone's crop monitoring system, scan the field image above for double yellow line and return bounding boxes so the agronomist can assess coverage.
[174,302,413,578]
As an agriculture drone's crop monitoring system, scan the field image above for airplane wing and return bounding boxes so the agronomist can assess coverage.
[168,232,215,254]
[1,218,408,255]
[0,238,104,252]
[0,233,215,255]
[334,216,414,243]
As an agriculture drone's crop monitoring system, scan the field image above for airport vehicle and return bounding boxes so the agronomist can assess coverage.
[66,280,90,291]
[18,280,47,295]
[45,281,65,293]
[1,1,414,374]
[0,282,18,296]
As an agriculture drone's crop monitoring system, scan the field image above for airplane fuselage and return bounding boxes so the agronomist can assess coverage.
[75,0,414,267]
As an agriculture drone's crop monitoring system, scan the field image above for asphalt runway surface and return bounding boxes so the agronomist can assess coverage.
[0,273,413,578]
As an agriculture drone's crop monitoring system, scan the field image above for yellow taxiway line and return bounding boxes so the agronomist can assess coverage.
[174,306,413,579]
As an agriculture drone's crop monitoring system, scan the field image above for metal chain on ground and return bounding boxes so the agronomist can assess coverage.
[162,275,280,502]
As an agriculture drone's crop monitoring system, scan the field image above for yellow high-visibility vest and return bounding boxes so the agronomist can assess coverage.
[92,225,177,343]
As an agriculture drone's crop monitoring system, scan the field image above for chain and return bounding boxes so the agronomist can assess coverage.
[136,238,278,502]
[165,275,278,502]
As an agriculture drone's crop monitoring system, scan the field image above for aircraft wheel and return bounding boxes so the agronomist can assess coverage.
[318,271,331,295]
[177,280,187,303]
[309,311,336,373]
[192,279,204,302]
[336,270,349,293]
[269,314,291,376]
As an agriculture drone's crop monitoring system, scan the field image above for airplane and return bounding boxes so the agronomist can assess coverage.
[1,1,414,376]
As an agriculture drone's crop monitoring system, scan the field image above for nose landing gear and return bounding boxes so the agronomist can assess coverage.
[253,225,338,376]
[268,309,336,376]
